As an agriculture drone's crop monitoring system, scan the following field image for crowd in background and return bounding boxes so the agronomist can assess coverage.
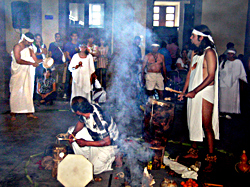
[32,31,249,119]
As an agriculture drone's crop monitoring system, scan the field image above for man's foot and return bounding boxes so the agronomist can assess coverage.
[183,148,199,159]
[203,154,217,172]
[26,114,38,119]
[115,154,123,168]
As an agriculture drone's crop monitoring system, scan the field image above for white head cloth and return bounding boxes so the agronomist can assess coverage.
[18,34,34,43]
[227,49,236,54]
[192,29,214,43]
[151,43,160,47]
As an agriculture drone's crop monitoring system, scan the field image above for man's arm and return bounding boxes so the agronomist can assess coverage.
[71,121,85,136]
[14,45,40,67]
[186,48,217,98]
[161,54,167,82]
[76,136,111,147]
[141,55,148,83]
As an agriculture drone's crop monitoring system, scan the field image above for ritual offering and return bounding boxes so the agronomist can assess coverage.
[180,178,198,187]
[150,146,165,170]
[160,178,177,187]
[52,144,67,178]
[144,97,175,146]
[235,150,250,173]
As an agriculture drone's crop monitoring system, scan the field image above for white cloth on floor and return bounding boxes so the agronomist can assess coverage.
[219,59,247,113]
[163,157,198,180]
[68,53,95,103]
[9,47,36,113]
[187,47,219,142]
[68,126,118,175]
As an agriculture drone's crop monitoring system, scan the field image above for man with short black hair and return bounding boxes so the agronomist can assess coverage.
[63,32,80,99]
[10,32,42,120]
[48,33,65,92]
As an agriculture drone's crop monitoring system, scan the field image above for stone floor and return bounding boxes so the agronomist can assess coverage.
[0,98,250,187]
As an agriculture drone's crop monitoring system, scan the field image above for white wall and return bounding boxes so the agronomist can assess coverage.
[202,0,248,55]
[42,0,59,48]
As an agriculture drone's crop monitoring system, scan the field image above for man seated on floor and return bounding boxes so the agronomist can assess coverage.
[68,96,120,174]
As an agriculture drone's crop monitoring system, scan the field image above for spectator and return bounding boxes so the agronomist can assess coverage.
[167,37,179,69]
[97,38,109,89]
[63,31,80,99]
[219,48,247,119]
[176,49,190,70]
[158,41,172,73]
[48,33,65,93]
[36,68,57,106]
[32,34,47,97]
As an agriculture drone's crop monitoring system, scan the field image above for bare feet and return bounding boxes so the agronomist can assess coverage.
[26,114,38,119]
[203,154,217,172]
[183,148,199,159]
[115,154,123,168]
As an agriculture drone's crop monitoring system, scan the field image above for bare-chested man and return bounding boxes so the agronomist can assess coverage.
[178,25,219,172]
[9,32,41,121]
[141,43,167,100]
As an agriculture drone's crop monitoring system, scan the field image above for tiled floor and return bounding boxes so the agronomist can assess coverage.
[0,99,250,187]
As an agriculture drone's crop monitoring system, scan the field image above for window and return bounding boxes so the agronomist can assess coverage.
[153,5,176,27]
[153,6,160,26]
[89,4,104,28]
[68,3,104,28]
[165,6,175,27]
[69,3,85,27]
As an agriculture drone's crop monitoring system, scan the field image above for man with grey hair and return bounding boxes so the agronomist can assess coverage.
[9,32,42,121]
[219,48,247,119]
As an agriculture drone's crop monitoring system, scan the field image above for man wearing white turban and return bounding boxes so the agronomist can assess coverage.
[9,32,42,121]
[219,48,247,119]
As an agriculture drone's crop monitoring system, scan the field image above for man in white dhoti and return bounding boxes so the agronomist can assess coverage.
[68,44,95,103]
[219,48,247,119]
[178,25,219,172]
[68,96,120,174]
[9,32,42,121]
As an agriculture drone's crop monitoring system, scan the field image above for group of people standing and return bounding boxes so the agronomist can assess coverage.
[9,31,109,120]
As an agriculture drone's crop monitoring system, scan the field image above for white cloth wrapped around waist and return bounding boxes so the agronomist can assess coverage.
[68,126,118,175]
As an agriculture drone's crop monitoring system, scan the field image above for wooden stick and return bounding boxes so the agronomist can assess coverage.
[204,183,223,187]
[70,133,77,141]
[165,87,182,94]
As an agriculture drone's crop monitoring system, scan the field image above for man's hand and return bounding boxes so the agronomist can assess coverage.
[185,90,196,98]
[178,92,186,101]
[68,134,76,144]
[41,94,46,99]
[75,139,87,147]
[32,62,40,67]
